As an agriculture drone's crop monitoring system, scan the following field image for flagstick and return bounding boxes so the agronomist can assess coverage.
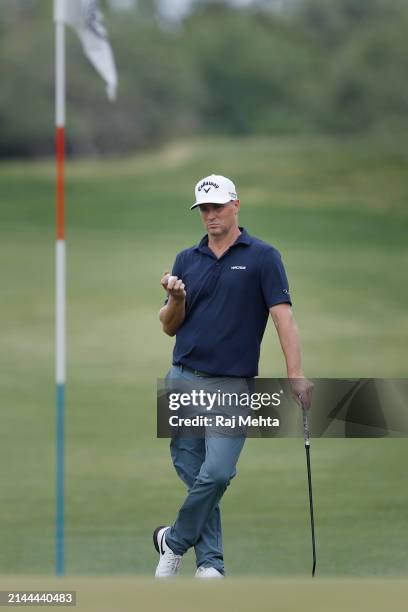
[55,10,66,577]
[53,0,117,576]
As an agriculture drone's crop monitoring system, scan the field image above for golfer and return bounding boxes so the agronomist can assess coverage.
[154,174,313,578]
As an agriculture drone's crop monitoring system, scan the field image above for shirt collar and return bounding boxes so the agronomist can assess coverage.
[194,227,252,252]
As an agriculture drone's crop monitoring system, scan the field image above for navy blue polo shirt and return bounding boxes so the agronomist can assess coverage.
[168,227,292,377]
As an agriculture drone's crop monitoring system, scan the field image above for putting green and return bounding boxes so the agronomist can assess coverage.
[1,136,407,577]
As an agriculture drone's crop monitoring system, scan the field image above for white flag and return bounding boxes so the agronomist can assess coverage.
[54,0,118,100]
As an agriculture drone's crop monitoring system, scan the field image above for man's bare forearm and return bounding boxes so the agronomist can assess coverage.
[270,304,304,377]
[270,304,314,410]
[278,317,303,377]
[159,296,186,337]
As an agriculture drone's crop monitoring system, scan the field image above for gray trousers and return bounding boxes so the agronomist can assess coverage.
[164,365,247,574]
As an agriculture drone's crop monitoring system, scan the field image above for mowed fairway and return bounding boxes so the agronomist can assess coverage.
[0,137,408,591]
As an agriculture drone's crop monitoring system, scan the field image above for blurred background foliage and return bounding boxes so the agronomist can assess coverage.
[1,0,408,157]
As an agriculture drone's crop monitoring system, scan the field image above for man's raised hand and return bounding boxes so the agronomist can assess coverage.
[161,271,186,303]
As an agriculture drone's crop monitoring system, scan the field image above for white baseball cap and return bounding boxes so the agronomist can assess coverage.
[191,174,238,210]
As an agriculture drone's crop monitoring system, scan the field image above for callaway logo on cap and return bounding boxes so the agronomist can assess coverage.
[191,174,238,210]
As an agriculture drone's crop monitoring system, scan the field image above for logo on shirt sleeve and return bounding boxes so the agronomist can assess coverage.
[231,266,246,270]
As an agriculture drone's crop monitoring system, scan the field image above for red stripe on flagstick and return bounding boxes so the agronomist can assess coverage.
[56,126,65,240]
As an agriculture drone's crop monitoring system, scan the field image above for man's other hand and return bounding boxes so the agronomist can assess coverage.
[289,377,314,411]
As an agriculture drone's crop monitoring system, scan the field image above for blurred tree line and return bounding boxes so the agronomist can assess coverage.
[1,0,408,157]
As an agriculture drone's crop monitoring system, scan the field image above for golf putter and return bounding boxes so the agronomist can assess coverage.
[301,403,317,577]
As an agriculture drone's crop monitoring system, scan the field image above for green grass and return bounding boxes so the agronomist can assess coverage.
[1,577,408,612]
[0,136,407,579]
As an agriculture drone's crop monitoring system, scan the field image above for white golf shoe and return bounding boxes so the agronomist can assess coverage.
[153,526,182,578]
[195,566,224,579]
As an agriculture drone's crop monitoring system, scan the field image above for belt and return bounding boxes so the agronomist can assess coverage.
[175,364,215,378]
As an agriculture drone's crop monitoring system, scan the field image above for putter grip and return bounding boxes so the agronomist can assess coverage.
[302,408,311,446]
